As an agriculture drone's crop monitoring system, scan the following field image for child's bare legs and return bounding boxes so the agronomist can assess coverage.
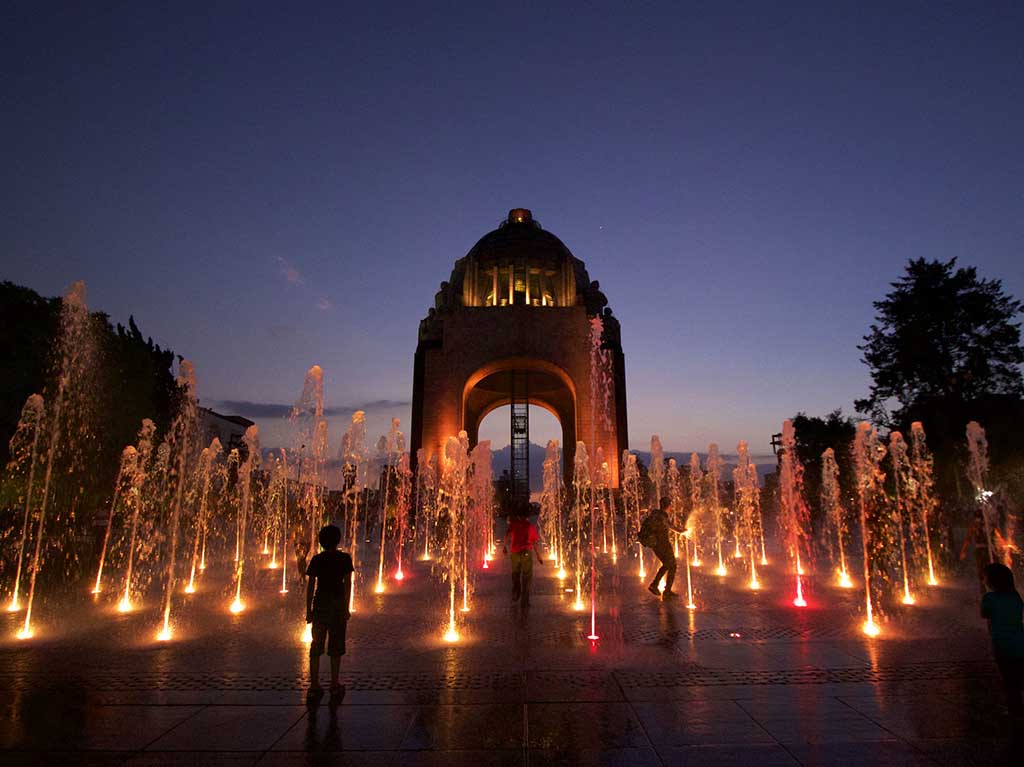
[308,653,322,690]
[329,655,341,689]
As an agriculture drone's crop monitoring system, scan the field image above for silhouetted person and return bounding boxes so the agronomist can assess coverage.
[639,496,683,600]
[982,562,1024,715]
[503,502,544,608]
[305,524,353,704]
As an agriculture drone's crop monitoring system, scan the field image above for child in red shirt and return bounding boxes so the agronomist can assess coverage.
[503,503,544,608]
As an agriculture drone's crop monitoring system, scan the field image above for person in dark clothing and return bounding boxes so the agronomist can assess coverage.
[640,496,684,600]
[982,562,1024,715]
[503,502,544,608]
[305,524,354,704]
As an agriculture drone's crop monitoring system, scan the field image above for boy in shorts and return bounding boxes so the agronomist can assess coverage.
[305,524,354,703]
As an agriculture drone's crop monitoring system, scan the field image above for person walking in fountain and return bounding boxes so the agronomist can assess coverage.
[639,496,683,600]
[503,501,544,608]
[305,524,353,705]
[981,562,1024,715]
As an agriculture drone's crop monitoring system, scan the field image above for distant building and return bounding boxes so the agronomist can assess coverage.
[198,407,254,455]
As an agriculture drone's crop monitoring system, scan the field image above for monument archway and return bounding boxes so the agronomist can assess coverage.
[410,208,628,502]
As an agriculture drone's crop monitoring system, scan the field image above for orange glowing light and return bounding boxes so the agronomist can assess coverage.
[749,579,761,591]
[184,584,196,594]
[838,571,853,588]
[91,587,101,595]
[902,594,916,605]
[862,620,880,637]
[198,563,207,571]
[229,598,245,614]
[17,627,34,640]
[156,626,172,642]
[927,577,938,586]
[557,567,567,580]
[395,569,405,581]
[7,599,21,613]
[301,624,312,644]
[279,588,289,595]
[482,560,489,570]
[686,601,697,610]
[268,561,279,570]
[760,557,768,566]
[443,626,460,643]
[374,582,385,594]
[117,598,133,613]
[715,565,727,577]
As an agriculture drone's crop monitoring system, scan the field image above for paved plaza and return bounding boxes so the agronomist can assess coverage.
[1,546,1019,766]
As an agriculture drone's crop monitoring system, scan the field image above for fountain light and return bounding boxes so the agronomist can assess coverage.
[16,626,34,640]
[117,597,133,613]
[198,562,206,571]
[268,560,279,570]
[749,578,760,591]
[572,598,586,612]
[279,587,289,595]
[184,583,196,595]
[838,570,853,589]
[902,593,916,606]
[302,624,312,644]
[482,559,489,570]
[862,619,880,637]
[686,600,697,610]
[557,566,567,580]
[156,626,172,642]
[715,564,727,577]
[793,595,807,607]
[927,575,939,587]
[374,582,385,594]
[7,598,21,613]
[443,625,460,643]
[229,597,245,614]
[395,569,405,581]
[91,587,102,595]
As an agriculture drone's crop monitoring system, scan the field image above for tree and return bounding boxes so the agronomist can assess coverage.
[856,258,1023,425]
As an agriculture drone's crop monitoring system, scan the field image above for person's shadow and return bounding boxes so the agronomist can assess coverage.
[303,698,343,751]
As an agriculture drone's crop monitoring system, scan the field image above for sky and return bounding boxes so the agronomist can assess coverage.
[3,1,1022,460]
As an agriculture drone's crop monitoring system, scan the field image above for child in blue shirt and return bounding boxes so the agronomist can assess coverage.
[981,562,1024,715]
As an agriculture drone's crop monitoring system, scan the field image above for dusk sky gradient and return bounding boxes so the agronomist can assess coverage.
[3,2,1022,457]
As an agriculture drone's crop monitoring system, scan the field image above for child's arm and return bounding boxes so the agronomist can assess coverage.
[533,540,544,564]
[305,575,316,623]
[981,592,993,620]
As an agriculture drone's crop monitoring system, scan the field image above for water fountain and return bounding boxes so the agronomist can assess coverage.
[571,442,590,612]
[186,439,222,593]
[93,446,137,595]
[340,411,367,612]
[777,421,811,606]
[621,451,644,579]
[733,440,761,590]
[118,420,156,613]
[821,447,852,588]
[374,418,402,594]
[705,444,725,576]
[965,421,995,563]
[908,423,939,585]
[226,425,259,622]
[888,431,916,605]
[687,453,703,567]
[6,394,45,613]
[853,421,886,636]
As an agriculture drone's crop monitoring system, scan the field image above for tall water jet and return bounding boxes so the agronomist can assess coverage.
[588,316,613,639]
[541,440,565,574]
[291,365,327,576]
[688,453,703,566]
[908,423,939,585]
[375,418,402,594]
[20,282,95,639]
[733,441,760,590]
[186,438,222,593]
[440,433,471,640]
[597,453,615,562]
[93,446,137,595]
[118,419,156,613]
[6,394,45,613]
[621,451,644,578]
[854,421,886,636]
[415,448,437,561]
[340,411,367,611]
[778,421,811,607]
[666,458,683,557]
[705,444,725,576]
[571,442,591,611]
[278,449,290,592]
[649,436,664,509]
[227,425,259,619]
[888,432,916,605]
[157,360,199,641]
[821,448,852,588]
[965,421,995,562]
[469,440,493,575]
[394,451,412,579]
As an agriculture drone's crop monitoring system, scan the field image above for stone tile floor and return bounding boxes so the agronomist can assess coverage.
[1,546,1020,765]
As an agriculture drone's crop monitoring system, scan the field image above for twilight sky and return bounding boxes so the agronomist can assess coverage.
[2,2,1022,458]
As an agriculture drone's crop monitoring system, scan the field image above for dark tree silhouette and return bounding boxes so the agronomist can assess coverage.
[789,410,857,528]
[856,258,1023,425]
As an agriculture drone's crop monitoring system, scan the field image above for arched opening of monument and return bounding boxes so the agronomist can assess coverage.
[478,404,562,499]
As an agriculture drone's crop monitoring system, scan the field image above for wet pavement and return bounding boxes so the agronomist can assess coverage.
[1,545,1019,765]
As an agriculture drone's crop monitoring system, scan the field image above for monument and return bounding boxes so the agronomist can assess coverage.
[410,208,628,501]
